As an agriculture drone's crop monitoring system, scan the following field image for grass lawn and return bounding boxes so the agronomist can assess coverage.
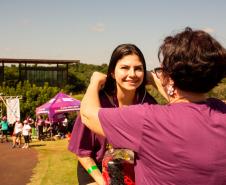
[27,139,78,185]
[73,94,84,101]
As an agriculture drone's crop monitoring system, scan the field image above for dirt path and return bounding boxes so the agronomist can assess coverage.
[0,142,38,185]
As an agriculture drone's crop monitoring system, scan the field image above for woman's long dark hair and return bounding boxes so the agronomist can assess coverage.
[103,44,147,96]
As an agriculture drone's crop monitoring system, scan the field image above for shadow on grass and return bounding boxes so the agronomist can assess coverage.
[29,144,46,147]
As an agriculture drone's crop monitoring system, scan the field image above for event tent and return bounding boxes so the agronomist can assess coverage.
[36,92,80,121]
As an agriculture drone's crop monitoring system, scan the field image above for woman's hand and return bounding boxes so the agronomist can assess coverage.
[146,70,156,87]
[147,70,169,101]
[90,72,107,91]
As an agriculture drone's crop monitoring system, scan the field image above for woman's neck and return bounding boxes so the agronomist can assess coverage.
[116,89,136,107]
[169,89,207,104]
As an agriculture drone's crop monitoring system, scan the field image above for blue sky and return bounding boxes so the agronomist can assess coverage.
[0,0,226,69]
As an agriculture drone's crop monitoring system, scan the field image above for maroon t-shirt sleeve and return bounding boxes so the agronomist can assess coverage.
[68,115,93,157]
[98,103,148,152]
[68,91,111,160]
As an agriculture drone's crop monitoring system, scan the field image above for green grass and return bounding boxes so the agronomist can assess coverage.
[27,139,78,185]
[72,94,84,101]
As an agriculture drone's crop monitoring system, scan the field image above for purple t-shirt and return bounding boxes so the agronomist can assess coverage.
[68,90,157,163]
[99,98,226,185]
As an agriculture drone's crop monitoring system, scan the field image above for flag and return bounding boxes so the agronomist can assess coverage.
[6,98,20,124]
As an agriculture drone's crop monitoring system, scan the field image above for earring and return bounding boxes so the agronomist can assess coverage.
[167,85,174,96]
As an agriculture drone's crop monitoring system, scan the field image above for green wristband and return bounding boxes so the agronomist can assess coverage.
[87,165,98,174]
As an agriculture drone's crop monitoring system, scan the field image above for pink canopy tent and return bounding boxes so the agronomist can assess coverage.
[36,92,80,121]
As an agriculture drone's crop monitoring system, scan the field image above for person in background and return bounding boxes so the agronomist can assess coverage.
[60,115,68,138]
[12,119,23,148]
[22,120,31,149]
[27,116,35,141]
[68,44,157,185]
[62,114,68,128]
[80,27,226,184]
[36,115,44,141]
[44,117,52,138]
[0,116,9,143]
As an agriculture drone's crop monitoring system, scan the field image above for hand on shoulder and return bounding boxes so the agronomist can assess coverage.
[90,72,107,90]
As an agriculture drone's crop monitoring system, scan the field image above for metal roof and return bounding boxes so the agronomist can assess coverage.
[0,58,80,64]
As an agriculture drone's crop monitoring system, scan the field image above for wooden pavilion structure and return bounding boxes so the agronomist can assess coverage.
[0,58,79,87]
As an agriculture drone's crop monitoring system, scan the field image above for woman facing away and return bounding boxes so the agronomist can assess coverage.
[68,44,157,185]
[80,27,226,185]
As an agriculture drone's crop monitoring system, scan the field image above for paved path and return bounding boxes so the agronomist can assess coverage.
[0,142,38,185]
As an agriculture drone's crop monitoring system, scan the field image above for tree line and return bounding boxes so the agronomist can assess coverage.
[1,63,225,119]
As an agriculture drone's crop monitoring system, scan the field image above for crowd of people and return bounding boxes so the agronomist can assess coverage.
[0,116,32,149]
[35,115,70,140]
[0,114,72,149]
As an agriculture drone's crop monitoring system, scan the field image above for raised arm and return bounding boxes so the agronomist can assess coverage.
[80,72,107,136]
[146,70,169,101]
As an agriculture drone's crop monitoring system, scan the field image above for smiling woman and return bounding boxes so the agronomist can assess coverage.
[112,54,144,94]
[68,43,157,185]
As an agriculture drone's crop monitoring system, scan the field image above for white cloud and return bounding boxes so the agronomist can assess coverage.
[91,23,105,32]
[202,27,215,33]
[1,47,12,52]
[19,19,31,26]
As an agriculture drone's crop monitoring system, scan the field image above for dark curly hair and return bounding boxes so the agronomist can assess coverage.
[103,43,147,96]
[158,27,226,93]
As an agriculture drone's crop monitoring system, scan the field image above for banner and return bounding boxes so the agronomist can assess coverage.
[6,98,20,124]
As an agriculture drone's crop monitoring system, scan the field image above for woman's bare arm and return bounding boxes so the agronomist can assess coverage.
[80,72,107,136]
[78,156,105,185]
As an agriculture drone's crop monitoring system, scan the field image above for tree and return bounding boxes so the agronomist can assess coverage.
[0,81,59,119]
